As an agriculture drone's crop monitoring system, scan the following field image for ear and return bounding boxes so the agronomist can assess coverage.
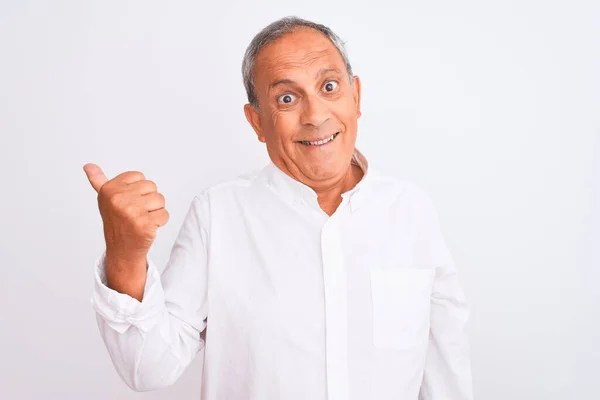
[244,104,266,143]
[351,75,362,119]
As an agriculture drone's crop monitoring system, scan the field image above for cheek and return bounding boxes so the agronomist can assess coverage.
[335,98,360,128]
[269,110,299,142]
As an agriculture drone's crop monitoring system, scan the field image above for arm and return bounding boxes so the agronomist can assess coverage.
[91,195,209,391]
[415,191,474,400]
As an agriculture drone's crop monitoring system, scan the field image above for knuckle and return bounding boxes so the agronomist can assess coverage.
[146,180,157,192]
[159,209,169,222]
[123,203,138,217]
[124,171,145,182]
[153,209,169,227]
[108,193,122,208]
[132,171,145,180]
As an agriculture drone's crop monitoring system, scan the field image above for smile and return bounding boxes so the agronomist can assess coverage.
[298,132,340,146]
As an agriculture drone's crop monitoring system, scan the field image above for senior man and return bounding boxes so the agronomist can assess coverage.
[84,16,473,400]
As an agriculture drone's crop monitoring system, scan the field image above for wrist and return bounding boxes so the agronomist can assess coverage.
[105,247,147,265]
[104,250,148,300]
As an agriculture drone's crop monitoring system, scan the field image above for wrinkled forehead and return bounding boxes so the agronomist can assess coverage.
[254,29,346,83]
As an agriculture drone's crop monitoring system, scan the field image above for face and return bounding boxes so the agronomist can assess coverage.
[244,28,362,189]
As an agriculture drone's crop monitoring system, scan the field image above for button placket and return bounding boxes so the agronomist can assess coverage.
[321,211,349,400]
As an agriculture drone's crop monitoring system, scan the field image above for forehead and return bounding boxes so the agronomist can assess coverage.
[254,28,345,81]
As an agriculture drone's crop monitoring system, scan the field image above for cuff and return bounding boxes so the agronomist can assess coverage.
[90,251,166,334]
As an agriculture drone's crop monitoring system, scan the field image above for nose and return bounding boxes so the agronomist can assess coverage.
[300,94,331,127]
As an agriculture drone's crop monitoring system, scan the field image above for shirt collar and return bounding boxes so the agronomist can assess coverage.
[261,148,370,213]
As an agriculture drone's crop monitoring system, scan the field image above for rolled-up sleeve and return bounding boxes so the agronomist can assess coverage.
[90,194,210,392]
[91,253,166,334]
[414,190,474,400]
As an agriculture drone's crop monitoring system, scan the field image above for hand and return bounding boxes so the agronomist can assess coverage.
[83,163,170,264]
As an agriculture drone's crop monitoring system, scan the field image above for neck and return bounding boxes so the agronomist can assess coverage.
[313,163,363,216]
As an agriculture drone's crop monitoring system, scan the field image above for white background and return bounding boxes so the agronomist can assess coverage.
[1,1,598,399]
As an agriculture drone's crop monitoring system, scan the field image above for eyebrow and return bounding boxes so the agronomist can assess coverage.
[270,79,295,90]
[316,67,341,78]
[269,67,342,90]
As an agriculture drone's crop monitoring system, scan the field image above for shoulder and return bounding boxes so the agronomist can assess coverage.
[190,167,265,205]
[366,168,436,209]
[365,170,445,243]
[183,168,265,230]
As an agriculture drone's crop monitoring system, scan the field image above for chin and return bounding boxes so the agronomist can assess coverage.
[302,159,346,181]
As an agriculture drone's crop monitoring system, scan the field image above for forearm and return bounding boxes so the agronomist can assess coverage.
[92,253,205,391]
[105,250,148,302]
[92,195,210,392]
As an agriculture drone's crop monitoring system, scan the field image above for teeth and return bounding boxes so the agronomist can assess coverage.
[302,132,338,146]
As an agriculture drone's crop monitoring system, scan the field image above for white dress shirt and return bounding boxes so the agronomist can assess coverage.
[91,149,473,400]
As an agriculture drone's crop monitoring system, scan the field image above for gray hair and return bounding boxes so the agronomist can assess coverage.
[242,16,354,108]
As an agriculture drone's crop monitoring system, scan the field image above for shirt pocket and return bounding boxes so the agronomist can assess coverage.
[370,267,435,350]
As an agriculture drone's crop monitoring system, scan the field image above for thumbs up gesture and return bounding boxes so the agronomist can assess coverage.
[83,164,169,297]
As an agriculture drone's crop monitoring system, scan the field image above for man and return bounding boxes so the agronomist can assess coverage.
[84,16,473,400]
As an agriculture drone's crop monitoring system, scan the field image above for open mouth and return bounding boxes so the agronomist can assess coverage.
[298,132,340,147]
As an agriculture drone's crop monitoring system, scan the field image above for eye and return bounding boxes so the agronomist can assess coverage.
[277,93,296,104]
[322,80,339,92]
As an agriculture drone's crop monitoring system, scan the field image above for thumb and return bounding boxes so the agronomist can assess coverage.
[83,163,109,193]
